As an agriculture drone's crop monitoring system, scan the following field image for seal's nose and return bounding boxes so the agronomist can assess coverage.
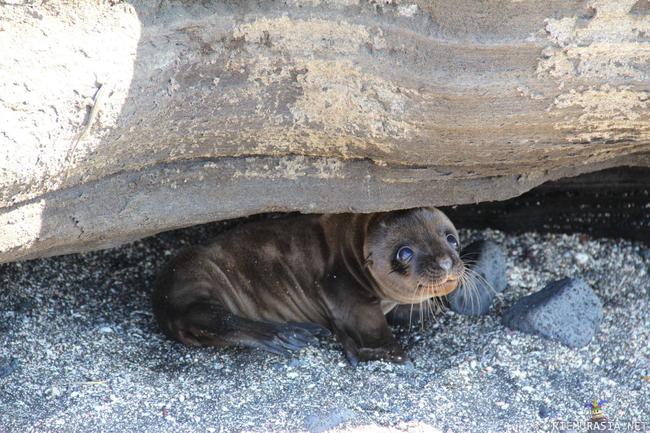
[437,255,453,272]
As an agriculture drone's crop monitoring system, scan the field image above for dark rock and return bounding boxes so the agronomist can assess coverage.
[14,298,34,314]
[304,409,355,433]
[538,403,554,418]
[0,358,18,379]
[502,278,603,348]
[640,249,650,260]
[447,240,507,316]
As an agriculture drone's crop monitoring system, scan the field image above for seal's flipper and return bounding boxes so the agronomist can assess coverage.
[172,303,325,356]
[286,322,331,338]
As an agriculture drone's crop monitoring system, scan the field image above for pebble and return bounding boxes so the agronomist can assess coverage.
[538,404,553,418]
[574,252,590,264]
[304,409,355,433]
[0,358,18,379]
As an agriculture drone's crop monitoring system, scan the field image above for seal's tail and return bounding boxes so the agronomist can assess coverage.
[165,302,330,356]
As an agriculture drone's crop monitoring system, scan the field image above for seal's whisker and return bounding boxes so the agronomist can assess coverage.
[408,299,416,331]
[458,254,480,264]
[425,276,443,327]
[458,271,472,312]
[463,266,497,296]
[459,267,481,313]
[464,268,482,313]
[419,297,425,332]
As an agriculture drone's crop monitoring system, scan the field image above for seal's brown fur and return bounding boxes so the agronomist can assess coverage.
[152,207,463,365]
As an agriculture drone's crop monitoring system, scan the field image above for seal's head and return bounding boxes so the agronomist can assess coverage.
[364,207,463,304]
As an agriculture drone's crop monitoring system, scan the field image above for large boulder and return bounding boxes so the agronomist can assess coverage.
[1,0,649,262]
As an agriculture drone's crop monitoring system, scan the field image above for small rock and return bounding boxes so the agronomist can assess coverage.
[287,358,304,368]
[447,240,507,315]
[538,403,554,418]
[640,249,650,260]
[304,409,355,433]
[502,278,603,348]
[98,326,114,334]
[0,358,18,379]
[574,252,590,265]
[286,371,299,379]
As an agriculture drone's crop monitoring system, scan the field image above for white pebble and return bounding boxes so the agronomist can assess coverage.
[512,370,527,380]
[574,253,590,264]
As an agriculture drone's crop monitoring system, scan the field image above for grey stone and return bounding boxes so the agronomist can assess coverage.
[304,409,355,433]
[538,404,553,419]
[502,278,603,348]
[640,249,650,260]
[1,1,649,264]
[447,240,507,316]
[0,358,19,380]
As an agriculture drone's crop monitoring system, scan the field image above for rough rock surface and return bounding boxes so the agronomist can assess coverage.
[502,278,604,348]
[1,0,650,263]
[447,240,507,316]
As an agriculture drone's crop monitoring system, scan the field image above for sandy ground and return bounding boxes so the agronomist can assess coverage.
[1,217,649,433]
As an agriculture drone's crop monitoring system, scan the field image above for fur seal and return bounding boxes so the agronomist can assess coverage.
[152,207,465,365]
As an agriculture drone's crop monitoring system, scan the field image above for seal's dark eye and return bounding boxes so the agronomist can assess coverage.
[396,246,414,262]
[446,234,459,250]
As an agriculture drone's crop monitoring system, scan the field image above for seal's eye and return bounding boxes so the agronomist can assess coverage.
[396,246,414,263]
[446,234,459,250]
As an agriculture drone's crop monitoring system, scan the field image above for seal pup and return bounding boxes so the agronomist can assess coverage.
[152,207,465,365]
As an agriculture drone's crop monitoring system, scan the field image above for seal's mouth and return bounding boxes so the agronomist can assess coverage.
[414,275,459,299]
[426,275,459,296]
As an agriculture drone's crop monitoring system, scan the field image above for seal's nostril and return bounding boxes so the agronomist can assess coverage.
[437,255,452,271]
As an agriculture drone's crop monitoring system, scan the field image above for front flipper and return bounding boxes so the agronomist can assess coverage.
[323,274,409,366]
[338,332,407,366]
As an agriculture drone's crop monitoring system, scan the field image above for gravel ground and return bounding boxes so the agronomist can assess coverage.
[1,216,649,433]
